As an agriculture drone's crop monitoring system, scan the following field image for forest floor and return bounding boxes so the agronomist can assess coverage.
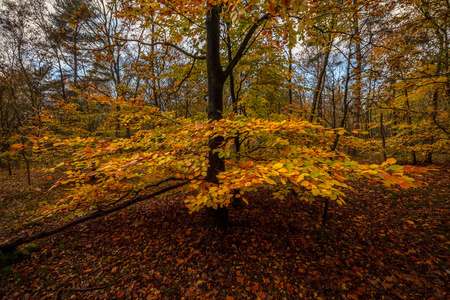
[0,162,449,300]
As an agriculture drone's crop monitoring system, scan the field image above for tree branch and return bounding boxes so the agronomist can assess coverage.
[104,34,206,60]
[125,38,206,60]
[223,14,270,79]
[0,180,189,253]
[432,116,450,137]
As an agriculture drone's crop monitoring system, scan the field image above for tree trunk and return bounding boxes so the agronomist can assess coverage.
[288,48,293,114]
[352,0,362,134]
[20,137,31,185]
[203,5,268,227]
[310,41,332,123]
[405,90,417,165]
[380,113,387,161]
[7,157,12,176]
[226,22,238,115]
[205,5,229,228]
[331,41,352,151]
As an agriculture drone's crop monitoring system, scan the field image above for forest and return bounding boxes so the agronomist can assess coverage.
[0,0,448,299]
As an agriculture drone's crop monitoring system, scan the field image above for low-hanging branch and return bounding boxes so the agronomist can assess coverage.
[0,180,189,253]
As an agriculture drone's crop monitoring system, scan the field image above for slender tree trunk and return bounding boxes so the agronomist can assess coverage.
[73,26,79,88]
[115,104,121,138]
[205,5,229,228]
[288,48,293,114]
[310,41,332,122]
[331,89,336,128]
[353,0,362,134]
[7,157,12,176]
[56,53,67,101]
[405,90,417,164]
[226,22,238,115]
[380,113,387,161]
[331,42,352,151]
[20,147,31,186]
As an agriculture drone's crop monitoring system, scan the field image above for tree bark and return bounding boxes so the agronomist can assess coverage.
[203,5,268,227]
[352,0,362,133]
[380,113,387,161]
[310,41,332,123]
[205,5,229,227]
[288,48,293,114]
[405,89,417,164]
[331,41,352,151]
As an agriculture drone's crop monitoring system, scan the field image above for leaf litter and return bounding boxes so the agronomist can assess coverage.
[0,164,448,299]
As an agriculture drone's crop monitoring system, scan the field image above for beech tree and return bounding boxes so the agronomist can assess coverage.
[0,0,433,253]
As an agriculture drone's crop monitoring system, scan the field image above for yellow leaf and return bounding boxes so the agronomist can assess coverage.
[252,178,261,184]
[386,158,397,164]
[273,163,283,170]
[264,177,276,185]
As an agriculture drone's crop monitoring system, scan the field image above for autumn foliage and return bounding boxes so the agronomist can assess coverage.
[0,0,448,298]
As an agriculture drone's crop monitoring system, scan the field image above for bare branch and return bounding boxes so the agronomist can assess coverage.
[223,14,270,79]
[0,180,189,253]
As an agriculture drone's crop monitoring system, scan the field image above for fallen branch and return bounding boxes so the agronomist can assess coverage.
[0,180,189,253]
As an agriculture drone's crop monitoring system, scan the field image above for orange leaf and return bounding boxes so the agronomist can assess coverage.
[250,282,260,292]
[403,165,427,175]
[29,136,39,143]
[239,161,254,168]
[400,182,412,189]
[11,143,23,150]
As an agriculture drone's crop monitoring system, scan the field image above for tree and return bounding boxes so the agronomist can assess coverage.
[0,0,54,182]
[0,0,428,253]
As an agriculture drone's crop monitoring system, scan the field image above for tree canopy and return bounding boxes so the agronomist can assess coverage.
[0,0,447,250]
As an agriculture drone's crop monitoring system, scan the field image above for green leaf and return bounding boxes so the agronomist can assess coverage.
[387,165,402,171]
[310,170,320,178]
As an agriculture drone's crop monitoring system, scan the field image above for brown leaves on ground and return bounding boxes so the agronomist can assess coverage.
[0,166,67,240]
[0,164,449,299]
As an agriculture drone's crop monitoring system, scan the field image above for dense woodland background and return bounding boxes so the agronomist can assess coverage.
[0,0,449,299]
[0,0,448,159]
